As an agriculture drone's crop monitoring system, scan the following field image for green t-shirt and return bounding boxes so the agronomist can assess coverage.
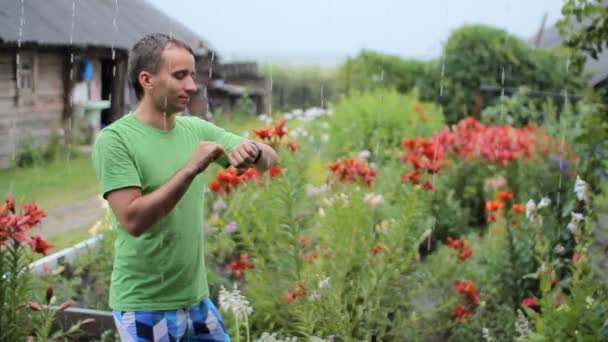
[92,112,243,311]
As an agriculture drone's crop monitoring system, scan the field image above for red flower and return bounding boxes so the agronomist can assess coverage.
[58,299,73,312]
[521,297,538,308]
[497,191,514,201]
[422,180,437,191]
[299,236,310,249]
[268,166,283,178]
[370,243,386,255]
[446,237,473,261]
[209,180,221,193]
[413,103,425,113]
[452,304,473,322]
[226,254,254,279]
[512,204,525,213]
[252,119,290,149]
[401,170,420,185]
[327,157,378,187]
[252,127,273,140]
[459,247,473,261]
[282,284,306,302]
[273,118,288,138]
[4,193,15,214]
[45,286,54,304]
[29,235,54,256]
[21,201,46,229]
[302,251,320,263]
[27,302,42,311]
[209,166,277,194]
[453,280,480,306]
[485,201,504,211]
[487,214,497,223]
[447,237,465,250]
[419,114,429,122]
[287,141,300,152]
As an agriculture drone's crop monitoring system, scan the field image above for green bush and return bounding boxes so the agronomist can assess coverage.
[438,25,583,124]
[324,89,444,163]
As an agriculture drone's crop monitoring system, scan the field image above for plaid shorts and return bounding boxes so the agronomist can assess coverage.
[113,298,230,342]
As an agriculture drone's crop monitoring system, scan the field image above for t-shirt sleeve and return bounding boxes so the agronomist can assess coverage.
[92,130,142,198]
[193,118,244,168]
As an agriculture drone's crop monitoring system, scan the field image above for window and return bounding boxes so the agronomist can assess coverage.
[16,52,33,92]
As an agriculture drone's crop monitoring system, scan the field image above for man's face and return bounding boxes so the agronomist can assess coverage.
[148,45,197,115]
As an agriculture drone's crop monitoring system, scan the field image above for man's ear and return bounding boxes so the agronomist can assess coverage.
[138,71,154,92]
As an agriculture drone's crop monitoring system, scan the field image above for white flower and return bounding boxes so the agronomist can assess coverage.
[319,276,332,290]
[218,283,253,321]
[525,199,536,221]
[515,309,531,340]
[571,212,584,223]
[308,290,320,301]
[309,338,330,342]
[567,212,584,236]
[567,221,579,235]
[318,207,326,218]
[321,133,329,142]
[306,184,329,196]
[553,244,565,254]
[538,197,551,209]
[284,113,293,120]
[358,150,371,159]
[364,193,384,207]
[574,176,589,203]
[258,114,270,122]
[254,333,298,342]
[339,193,349,206]
[482,327,494,342]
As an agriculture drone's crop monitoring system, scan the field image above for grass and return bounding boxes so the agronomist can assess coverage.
[0,154,99,211]
[46,220,98,253]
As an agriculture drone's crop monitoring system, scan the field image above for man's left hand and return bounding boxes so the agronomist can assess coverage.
[228,139,259,175]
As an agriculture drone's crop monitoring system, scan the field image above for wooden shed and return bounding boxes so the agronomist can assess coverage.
[0,0,233,168]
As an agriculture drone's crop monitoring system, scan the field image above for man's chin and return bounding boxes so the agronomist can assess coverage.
[159,105,185,116]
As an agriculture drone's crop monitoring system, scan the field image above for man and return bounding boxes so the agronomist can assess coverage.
[92,33,277,341]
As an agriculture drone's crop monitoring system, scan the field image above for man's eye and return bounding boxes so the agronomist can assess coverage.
[175,72,186,79]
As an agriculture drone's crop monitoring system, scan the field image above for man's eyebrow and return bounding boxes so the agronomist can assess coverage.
[172,68,195,75]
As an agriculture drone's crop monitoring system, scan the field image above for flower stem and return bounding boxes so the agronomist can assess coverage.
[235,316,240,342]
[245,313,250,342]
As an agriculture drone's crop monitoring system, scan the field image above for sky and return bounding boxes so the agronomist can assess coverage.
[146,0,565,65]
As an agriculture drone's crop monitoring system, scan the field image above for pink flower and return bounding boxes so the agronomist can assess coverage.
[521,297,538,308]
[364,193,384,207]
[225,221,238,234]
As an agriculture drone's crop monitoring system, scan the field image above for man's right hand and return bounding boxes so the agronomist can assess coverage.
[187,141,225,174]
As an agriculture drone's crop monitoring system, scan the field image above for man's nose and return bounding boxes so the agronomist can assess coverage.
[185,76,197,95]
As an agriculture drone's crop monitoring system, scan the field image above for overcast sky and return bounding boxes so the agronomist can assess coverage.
[146,0,565,65]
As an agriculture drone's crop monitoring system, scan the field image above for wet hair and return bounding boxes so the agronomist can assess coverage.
[128,33,194,100]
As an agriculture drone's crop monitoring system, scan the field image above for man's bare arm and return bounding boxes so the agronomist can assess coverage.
[106,141,223,237]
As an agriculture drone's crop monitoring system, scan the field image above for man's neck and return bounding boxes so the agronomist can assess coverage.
[133,99,177,130]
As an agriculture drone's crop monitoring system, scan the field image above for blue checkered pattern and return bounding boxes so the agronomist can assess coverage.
[113,298,231,342]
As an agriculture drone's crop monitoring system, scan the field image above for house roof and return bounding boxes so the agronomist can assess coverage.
[0,0,213,54]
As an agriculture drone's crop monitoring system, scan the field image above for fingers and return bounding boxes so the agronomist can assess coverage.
[228,143,258,168]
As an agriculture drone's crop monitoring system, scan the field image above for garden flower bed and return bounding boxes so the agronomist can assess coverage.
[2,93,606,341]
